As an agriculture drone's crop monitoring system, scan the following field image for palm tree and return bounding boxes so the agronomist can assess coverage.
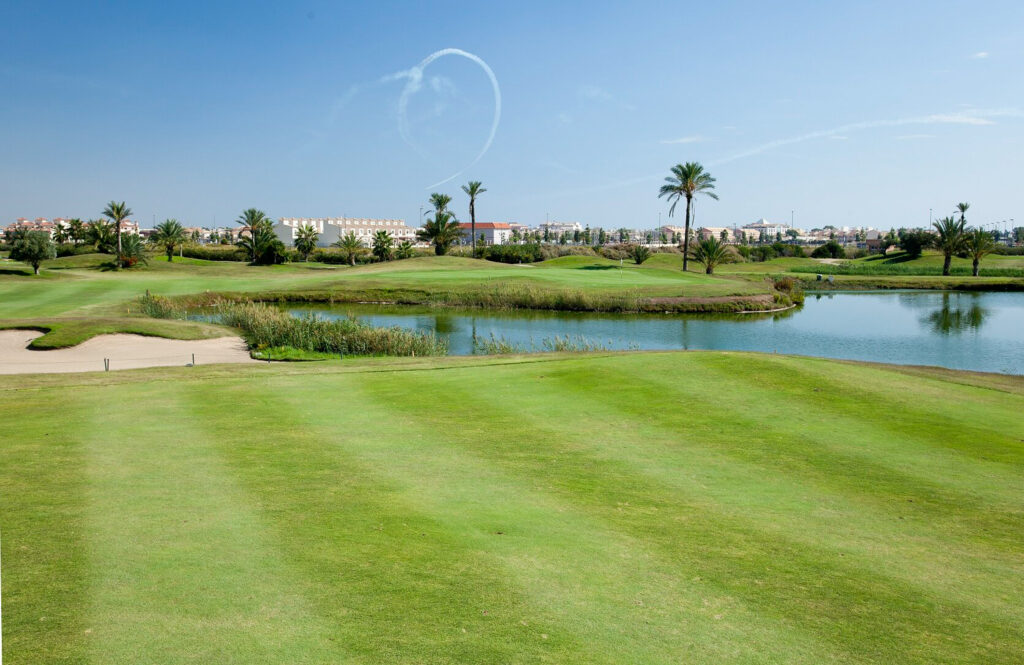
[68,218,85,246]
[52,223,69,245]
[933,216,966,276]
[236,208,272,262]
[658,163,718,272]
[102,201,133,265]
[964,227,995,276]
[371,230,394,262]
[117,233,148,268]
[417,211,462,255]
[461,181,486,257]
[150,219,187,262]
[956,202,970,225]
[332,231,366,266]
[238,222,286,265]
[87,219,116,253]
[690,236,733,275]
[395,240,415,259]
[295,223,319,261]
[429,192,452,215]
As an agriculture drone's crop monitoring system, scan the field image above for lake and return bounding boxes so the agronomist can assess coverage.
[285,291,1024,374]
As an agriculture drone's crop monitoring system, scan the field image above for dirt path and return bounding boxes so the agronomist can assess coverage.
[0,330,258,374]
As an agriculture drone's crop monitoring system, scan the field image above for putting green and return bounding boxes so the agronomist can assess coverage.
[1,352,1021,663]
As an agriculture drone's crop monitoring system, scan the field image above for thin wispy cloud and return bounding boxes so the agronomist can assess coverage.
[661,135,706,145]
[578,84,613,102]
[971,51,989,59]
[578,84,636,111]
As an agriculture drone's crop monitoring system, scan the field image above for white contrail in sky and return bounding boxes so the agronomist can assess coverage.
[709,108,1021,166]
[538,107,1021,200]
[386,48,502,190]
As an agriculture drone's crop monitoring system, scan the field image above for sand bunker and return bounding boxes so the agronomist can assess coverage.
[0,330,258,374]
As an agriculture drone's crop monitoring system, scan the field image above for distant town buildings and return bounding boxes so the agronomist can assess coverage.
[539,221,582,236]
[3,217,139,239]
[274,217,415,247]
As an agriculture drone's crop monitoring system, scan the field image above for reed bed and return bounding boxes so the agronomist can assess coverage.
[141,295,447,357]
[474,332,614,354]
[791,263,1024,277]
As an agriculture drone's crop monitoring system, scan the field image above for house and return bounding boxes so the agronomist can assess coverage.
[459,222,512,245]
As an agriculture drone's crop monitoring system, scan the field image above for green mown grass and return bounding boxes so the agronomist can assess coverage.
[1,352,1022,664]
[0,254,771,323]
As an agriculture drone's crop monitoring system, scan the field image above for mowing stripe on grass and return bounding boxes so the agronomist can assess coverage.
[77,383,347,664]
[0,394,91,664]
[382,356,1024,663]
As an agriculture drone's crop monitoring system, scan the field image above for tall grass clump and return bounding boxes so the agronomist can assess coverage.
[474,332,612,354]
[139,292,188,319]
[216,301,447,357]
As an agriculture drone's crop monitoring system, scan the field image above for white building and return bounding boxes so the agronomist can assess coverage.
[540,221,582,236]
[742,218,791,239]
[275,217,415,247]
[459,222,512,245]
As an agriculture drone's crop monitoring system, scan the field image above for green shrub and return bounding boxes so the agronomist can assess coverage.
[309,248,374,265]
[811,240,846,259]
[55,243,96,258]
[484,243,543,264]
[182,244,249,261]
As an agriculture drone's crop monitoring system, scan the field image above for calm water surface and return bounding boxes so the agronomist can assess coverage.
[286,291,1024,374]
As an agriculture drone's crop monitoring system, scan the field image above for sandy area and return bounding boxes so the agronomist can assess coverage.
[0,330,258,374]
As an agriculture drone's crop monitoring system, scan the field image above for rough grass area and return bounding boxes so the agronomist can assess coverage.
[1,352,1022,664]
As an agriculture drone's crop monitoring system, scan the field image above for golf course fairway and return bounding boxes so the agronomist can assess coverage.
[1,351,1022,664]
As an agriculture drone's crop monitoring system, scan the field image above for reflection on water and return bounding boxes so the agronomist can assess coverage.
[922,293,988,334]
[284,290,1024,374]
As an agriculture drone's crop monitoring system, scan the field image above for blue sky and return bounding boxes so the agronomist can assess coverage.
[1,1,1022,231]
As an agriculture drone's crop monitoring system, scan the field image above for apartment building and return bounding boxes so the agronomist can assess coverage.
[274,217,415,247]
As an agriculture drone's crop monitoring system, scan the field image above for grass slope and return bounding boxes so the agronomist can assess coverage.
[1,352,1022,664]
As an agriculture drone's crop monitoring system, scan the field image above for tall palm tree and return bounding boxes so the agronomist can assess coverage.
[332,231,366,266]
[461,181,486,257]
[933,216,966,276]
[150,219,187,262]
[658,163,718,272]
[102,201,132,265]
[689,236,733,274]
[416,211,462,255]
[236,208,272,263]
[956,202,970,225]
[295,223,319,261]
[429,192,452,215]
[964,227,995,276]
